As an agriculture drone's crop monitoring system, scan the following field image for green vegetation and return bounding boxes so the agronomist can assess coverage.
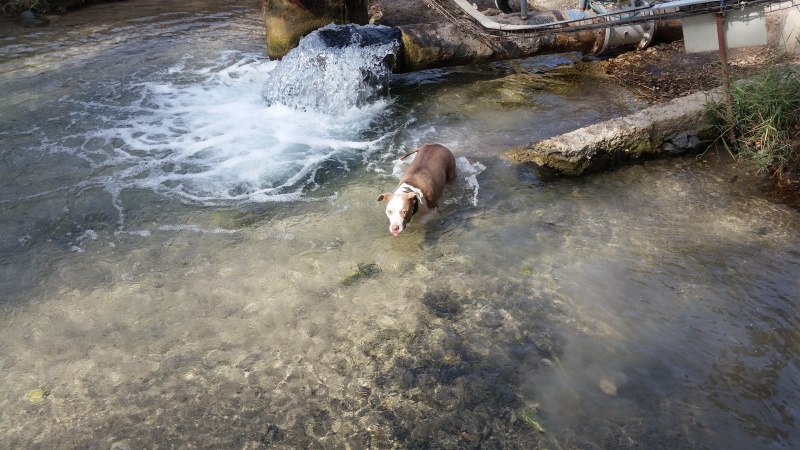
[1,0,52,13]
[340,263,381,286]
[25,388,47,404]
[516,405,547,433]
[706,63,800,182]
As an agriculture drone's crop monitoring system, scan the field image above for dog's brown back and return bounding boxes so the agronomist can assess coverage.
[399,143,456,208]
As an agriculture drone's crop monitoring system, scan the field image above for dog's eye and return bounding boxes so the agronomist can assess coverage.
[401,210,407,215]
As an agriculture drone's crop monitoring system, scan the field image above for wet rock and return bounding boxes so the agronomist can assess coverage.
[596,370,630,396]
[18,10,51,27]
[317,24,401,49]
[494,384,518,405]
[260,424,285,444]
[340,263,381,286]
[515,405,547,433]
[438,365,467,384]
[262,0,369,59]
[660,141,682,155]
[110,441,131,450]
[477,308,504,328]
[0,356,15,370]
[160,352,194,370]
[668,131,690,148]
[399,369,416,389]
[421,289,461,318]
[663,130,702,155]
[510,342,534,360]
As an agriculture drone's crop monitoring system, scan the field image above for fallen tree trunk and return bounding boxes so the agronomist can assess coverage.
[501,90,722,176]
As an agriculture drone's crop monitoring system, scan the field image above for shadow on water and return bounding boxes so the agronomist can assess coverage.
[2,2,800,449]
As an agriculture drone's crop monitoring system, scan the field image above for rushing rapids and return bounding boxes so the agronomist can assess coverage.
[263,24,402,114]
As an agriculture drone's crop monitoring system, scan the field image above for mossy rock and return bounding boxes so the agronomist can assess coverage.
[341,263,381,286]
[25,388,47,404]
[517,406,546,433]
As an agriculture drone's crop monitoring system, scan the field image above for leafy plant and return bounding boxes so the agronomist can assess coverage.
[705,63,800,180]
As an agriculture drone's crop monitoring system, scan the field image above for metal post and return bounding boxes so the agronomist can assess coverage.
[521,0,528,20]
[716,12,736,143]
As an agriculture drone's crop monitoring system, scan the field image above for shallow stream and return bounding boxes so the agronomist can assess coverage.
[1,2,799,448]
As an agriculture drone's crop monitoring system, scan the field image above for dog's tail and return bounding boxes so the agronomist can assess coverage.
[399,149,419,161]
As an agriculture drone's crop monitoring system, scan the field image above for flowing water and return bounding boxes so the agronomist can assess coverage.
[2,2,800,449]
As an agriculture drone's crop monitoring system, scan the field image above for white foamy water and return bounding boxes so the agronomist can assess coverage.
[263,24,401,114]
[41,28,399,211]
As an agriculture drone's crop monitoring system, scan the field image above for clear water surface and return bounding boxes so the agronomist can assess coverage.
[1,2,799,448]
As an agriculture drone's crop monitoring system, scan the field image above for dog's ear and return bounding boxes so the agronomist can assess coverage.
[377,193,393,202]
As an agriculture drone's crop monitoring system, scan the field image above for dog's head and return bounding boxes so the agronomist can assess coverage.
[377,192,418,236]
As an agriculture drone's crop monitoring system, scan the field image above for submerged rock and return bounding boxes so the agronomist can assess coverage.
[340,263,382,286]
[477,308,504,328]
[516,405,547,433]
[421,289,461,318]
[17,10,51,27]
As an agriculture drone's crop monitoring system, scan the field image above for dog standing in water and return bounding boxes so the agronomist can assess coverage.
[377,143,457,236]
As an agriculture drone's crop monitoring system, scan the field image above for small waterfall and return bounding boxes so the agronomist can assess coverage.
[263,24,402,114]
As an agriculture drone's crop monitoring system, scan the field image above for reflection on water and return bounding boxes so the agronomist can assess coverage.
[2,2,800,448]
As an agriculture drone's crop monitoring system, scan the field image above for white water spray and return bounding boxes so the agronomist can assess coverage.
[263,24,402,114]
[40,25,403,213]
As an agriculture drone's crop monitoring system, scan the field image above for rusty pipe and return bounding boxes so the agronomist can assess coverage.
[394,18,683,73]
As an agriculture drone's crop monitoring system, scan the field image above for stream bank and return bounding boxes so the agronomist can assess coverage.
[504,37,800,199]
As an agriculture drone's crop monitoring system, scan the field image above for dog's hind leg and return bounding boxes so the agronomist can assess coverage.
[446,156,457,184]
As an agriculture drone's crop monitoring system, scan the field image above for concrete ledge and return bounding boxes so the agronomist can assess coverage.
[767,2,800,55]
[502,90,722,176]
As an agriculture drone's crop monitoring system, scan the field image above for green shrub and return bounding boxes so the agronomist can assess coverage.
[706,63,800,179]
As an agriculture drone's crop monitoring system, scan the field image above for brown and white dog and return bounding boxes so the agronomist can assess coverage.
[378,143,457,237]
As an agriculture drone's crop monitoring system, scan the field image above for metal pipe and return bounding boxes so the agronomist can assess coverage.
[599,20,657,52]
[394,19,683,72]
[521,0,528,20]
